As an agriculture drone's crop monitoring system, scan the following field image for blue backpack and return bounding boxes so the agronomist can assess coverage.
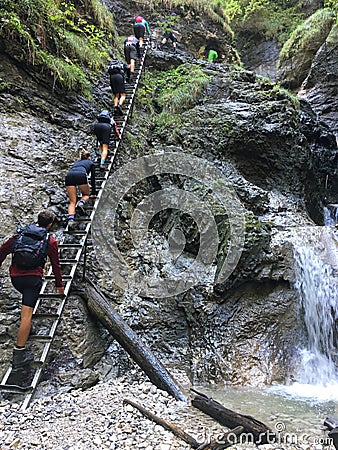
[12,224,50,269]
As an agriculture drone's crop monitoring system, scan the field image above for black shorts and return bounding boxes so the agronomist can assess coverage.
[65,171,88,186]
[133,23,145,39]
[163,31,177,43]
[94,122,111,145]
[124,45,138,63]
[110,73,125,95]
[11,276,42,308]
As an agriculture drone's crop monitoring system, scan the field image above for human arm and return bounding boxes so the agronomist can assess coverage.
[135,40,141,58]
[113,121,121,139]
[0,236,14,267]
[144,20,150,35]
[47,237,63,289]
[124,64,131,81]
[89,161,97,196]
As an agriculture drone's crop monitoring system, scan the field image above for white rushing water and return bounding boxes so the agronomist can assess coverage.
[323,206,338,226]
[274,227,338,401]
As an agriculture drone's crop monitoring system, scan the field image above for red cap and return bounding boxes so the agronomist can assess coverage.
[135,16,143,22]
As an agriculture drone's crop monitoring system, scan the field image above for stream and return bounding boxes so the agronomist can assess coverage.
[197,223,338,446]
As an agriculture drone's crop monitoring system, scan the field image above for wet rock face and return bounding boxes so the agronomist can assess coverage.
[237,34,280,81]
[0,54,105,376]
[299,24,338,138]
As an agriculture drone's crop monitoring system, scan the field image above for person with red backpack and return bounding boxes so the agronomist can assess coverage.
[0,210,64,370]
[133,15,150,47]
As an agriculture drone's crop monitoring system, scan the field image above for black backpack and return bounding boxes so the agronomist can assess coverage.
[97,110,111,124]
[12,224,50,269]
[108,61,124,74]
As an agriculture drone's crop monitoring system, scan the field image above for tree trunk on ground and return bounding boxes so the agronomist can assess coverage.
[84,280,190,403]
[124,398,199,448]
[191,390,274,444]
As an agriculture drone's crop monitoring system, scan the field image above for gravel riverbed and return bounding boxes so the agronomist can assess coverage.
[0,369,226,450]
[0,368,333,450]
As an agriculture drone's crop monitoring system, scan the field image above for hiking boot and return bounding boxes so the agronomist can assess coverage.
[68,219,76,230]
[100,164,105,171]
[117,105,123,117]
[12,348,34,369]
[75,200,86,216]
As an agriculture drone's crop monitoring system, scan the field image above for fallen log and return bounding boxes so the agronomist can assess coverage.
[124,398,199,448]
[329,428,338,450]
[84,280,189,403]
[324,418,338,450]
[124,398,244,450]
[196,426,244,450]
[325,417,338,431]
[191,389,274,445]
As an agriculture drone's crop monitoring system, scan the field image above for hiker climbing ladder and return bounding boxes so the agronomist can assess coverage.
[0,40,149,410]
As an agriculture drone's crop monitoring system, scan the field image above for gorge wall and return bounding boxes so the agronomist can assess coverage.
[0,0,337,393]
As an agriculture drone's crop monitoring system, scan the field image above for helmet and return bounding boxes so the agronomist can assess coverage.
[135,16,143,22]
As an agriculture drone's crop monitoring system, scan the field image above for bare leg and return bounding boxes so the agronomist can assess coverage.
[101,144,109,164]
[119,93,126,107]
[79,184,90,202]
[16,305,33,347]
[66,185,77,216]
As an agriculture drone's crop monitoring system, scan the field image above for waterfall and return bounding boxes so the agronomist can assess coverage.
[293,241,338,386]
[270,227,338,401]
[323,204,338,226]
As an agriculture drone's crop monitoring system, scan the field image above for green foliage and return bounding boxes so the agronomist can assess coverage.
[39,51,91,94]
[152,111,183,136]
[279,8,335,61]
[324,0,338,22]
[0,0,114,94]
[147,64,210,114]
[148,0,311,45]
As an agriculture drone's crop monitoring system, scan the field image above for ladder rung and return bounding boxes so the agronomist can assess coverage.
[29,334,53,342]
[0,384,33,393]
[63,230,87,236]
[59,243,83,249]
[45,274,72,280]
[39,292,65,298]
[33,313,59,319]
[59,258,79,264]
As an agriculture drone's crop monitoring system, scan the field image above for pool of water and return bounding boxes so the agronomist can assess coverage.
[195,383,338,446]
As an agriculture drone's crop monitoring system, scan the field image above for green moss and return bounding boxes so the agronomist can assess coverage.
[150,0,234,38]
[279,8,335,62]
[143,64,210,114]
[39,51,91,94]
[0,0,115,94]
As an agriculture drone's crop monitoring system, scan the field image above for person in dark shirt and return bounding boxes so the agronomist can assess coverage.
[65,149,97,228]
[108,61,130,117]
[93,110,121,170]
[0,210,64,369]
[124,35,141,77]
[133,16,150,48]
